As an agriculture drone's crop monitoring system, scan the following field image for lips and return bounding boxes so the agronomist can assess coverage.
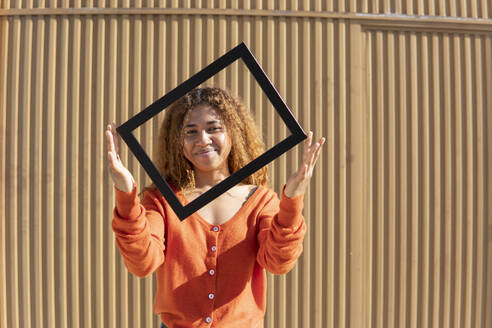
[196,149,216,155]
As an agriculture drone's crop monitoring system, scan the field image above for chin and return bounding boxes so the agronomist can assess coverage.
[191,158,228,172]
[194,163,222,172]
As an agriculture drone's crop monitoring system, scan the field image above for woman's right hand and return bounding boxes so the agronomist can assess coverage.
[106,123,135,192]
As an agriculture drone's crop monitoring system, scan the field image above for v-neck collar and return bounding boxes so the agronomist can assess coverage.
[177,185,262,228]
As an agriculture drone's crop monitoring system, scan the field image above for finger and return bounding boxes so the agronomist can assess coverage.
[310,138,325,168]
[302,144,309,163]
[306,134,320,163]
[106,128,116,154]
[306,131,313,147]
[108,151,116,169]
[306,137,322,169]
[302,131,313,162]
[307,142,319,168]
[111,123,120,155]
[105,129,114,153]
[108,150,115,163]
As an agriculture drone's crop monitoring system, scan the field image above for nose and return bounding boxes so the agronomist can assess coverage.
[196,129,212,145]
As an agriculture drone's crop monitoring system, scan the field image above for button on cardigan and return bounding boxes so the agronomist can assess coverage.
[112,182,307,328]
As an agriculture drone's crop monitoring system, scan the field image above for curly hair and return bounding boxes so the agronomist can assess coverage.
[142,87,268,195]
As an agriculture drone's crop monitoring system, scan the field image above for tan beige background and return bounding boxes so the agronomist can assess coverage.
[1,1,492,327]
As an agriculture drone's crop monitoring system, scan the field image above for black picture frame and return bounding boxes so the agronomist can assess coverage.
[117,42,307,221]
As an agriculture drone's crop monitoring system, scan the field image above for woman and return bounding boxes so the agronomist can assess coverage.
[106,87,324,327]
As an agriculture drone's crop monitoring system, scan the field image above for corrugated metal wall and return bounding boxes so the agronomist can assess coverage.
[364,29,492,327]
[1,1,491,328]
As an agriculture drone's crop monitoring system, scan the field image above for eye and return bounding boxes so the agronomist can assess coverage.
[184,126,222,136]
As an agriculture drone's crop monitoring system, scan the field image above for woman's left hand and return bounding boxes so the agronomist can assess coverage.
[284,131,325,198]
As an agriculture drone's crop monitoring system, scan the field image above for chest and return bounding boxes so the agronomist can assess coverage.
[197,197,246,225]
[184,185,256,226]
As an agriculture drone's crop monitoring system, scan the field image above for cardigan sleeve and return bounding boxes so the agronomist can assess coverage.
[112,181,166,278]
[256,185,307,275]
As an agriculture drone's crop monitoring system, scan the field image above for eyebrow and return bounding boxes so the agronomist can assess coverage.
[184,120,221,128]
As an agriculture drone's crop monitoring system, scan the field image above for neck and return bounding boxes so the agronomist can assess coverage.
[193,167,230,190]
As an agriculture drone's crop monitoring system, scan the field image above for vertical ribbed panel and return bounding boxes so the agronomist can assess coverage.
[365,29,492,328]
[0,7,9,328]
[1,4,491,328]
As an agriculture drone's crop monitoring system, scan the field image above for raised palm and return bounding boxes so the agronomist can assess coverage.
[106,123,135,192]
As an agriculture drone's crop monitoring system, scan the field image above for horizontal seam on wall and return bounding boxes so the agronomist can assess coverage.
[0,8,489,21]
[0,9,490,33]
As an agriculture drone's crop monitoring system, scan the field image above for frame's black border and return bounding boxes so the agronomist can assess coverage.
[117,42,307,221]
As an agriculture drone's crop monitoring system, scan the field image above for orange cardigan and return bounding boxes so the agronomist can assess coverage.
[112,182,307,328]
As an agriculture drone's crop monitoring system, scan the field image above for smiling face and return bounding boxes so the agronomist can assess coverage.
[182,104,232,174]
